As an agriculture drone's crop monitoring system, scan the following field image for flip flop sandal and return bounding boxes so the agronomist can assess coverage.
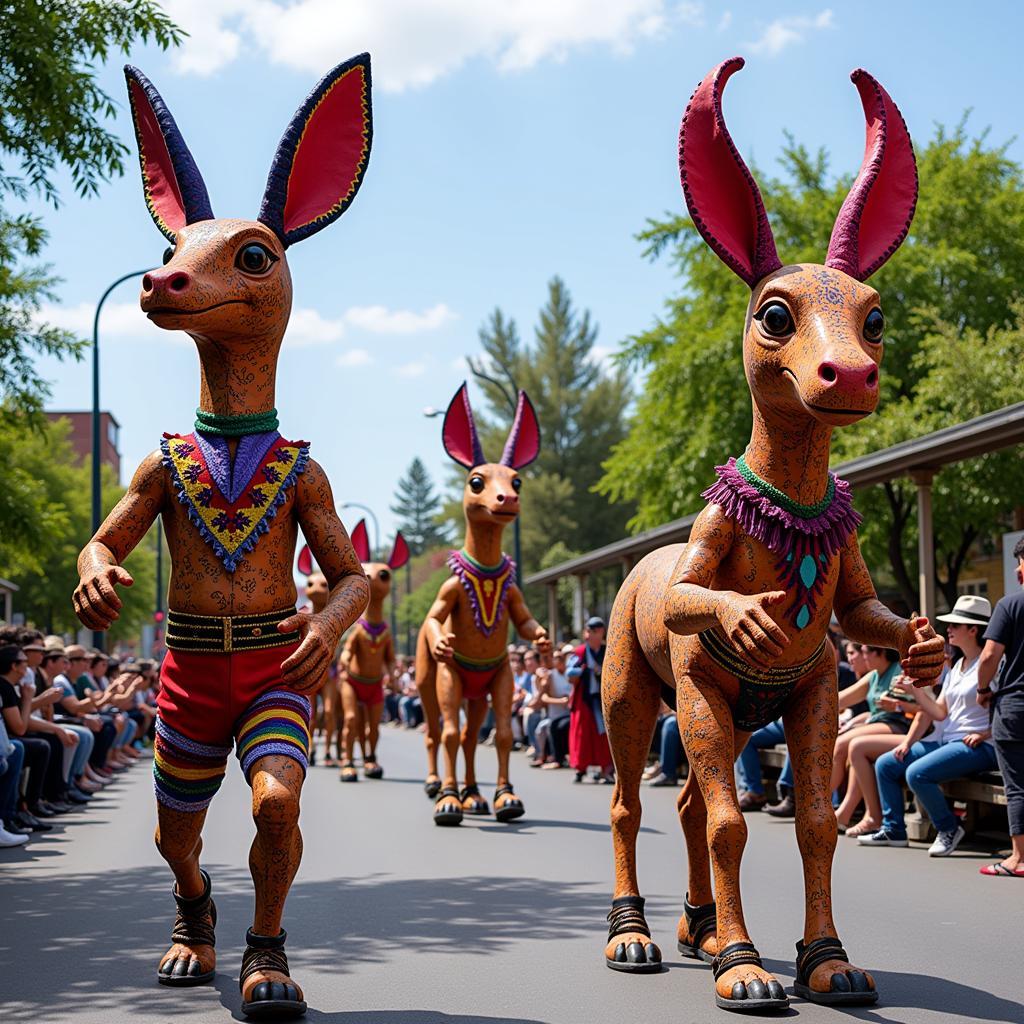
[363,761,384,780]
[239,928,306,1019]
[158,869,217,986]
[493,783,525,823]
[844,820,878,839]
[793,936,878,1006]
[460,784,490,816]
[712,942,788,1012]
[424,776,442,799]
[677,894,716,963]
[339,763,358,783]
[605,895,662,973]
[980,862,1024,877]
[433,787,464,827]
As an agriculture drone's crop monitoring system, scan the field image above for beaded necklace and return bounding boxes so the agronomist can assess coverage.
[447,549,516,637]
[195,407,280,437]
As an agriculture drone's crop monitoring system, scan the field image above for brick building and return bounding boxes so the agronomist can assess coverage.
[45,411,121,480]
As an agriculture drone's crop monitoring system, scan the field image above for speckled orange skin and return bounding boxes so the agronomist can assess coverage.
[416,463,551,817]
[339,562,396,771]
[73,219,370,1000]
[601,264,945,999]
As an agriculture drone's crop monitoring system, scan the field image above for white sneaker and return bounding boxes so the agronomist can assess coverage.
[856,828,909,847]
[0,824,29,847]
[928,824,965,857]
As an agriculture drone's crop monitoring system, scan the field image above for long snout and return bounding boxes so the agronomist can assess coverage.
[790,349,879,419]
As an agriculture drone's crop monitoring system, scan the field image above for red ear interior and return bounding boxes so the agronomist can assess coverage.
[297,544,314,576]
[350,519,371,563]
[500,391,541,470]
[678,57,781,287]
[826,69,918,281]
[388,532,410,571]
[442,383,486,469]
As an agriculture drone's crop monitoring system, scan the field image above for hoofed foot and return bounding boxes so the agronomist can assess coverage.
[676,894,717,963]
[493,784,524,823]
[460,783,490,816]
[433,787,464,827]
[794,937,878,1006]
[157,869,217,987]
[604,895,663,974]
[240,928,306,1019]
[339,763,358,783]
[363,760,384,780]
[424,775,442,798]
[712,942,788,1013]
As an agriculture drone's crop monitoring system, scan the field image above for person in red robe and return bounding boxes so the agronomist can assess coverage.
[568,618,613,783]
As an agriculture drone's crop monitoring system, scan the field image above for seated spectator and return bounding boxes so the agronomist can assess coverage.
[36,646,96,801]
[736,718,791,811]
[0,685,28,847]
[859,596,996,855]
[533,647,572,767]
[397,663,423,729]
[646,710,684,787]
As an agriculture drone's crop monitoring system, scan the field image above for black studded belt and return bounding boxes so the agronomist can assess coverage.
[165,608,300,653]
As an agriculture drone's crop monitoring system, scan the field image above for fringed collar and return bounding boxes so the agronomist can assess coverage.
[358,619,389,649]
[447,549,516,638]
[162,430,309,572]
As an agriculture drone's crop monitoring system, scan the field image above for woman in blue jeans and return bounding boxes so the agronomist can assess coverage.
[859,597,996,856]
[735,719,793,809]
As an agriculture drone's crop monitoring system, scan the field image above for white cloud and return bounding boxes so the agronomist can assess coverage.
[287,307,345,346]
[160,0,692,91]
[746,9,833,57]
[39,300,178,345]
[588,344,615,367]
[394,359,428,378]
[450,355,469,372]
[344,302,456,334]
[717,10,732,31]
[336,348,373,368]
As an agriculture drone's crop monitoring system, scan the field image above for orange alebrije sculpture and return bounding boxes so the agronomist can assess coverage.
[600,58,945,1013]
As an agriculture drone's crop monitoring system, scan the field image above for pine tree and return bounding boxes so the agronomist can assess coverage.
[390,457,449,555]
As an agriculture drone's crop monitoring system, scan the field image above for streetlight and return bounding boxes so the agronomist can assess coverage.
[91,268,149,650]
[341,501,381,557]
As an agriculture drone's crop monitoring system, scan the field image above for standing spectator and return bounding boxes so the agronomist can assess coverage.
[568,618,613,783]
[977,538,1024,877]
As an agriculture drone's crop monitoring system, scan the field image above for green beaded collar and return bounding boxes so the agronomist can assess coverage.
[194,408,279,437]
[735,454,836,519]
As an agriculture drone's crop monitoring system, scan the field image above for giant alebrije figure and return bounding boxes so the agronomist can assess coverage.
[73,56,374,1020]
[600,59,945,1013]
[338,519,409,781]
[416,384,551,825]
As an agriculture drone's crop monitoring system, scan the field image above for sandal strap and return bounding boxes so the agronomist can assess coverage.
[438,786,461,800]
[683,894,717,948]
[171,869,216,948]
[494,784,517,800]
[712,941,762,979]
[795,936,849,985]
[606,895,651,940]
[459,784,481,800]
[240,929,289,990]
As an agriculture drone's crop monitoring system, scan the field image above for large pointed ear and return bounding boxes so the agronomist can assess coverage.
[259,53,372,248]
[387,532,410,571]
[123,66,214,243]
[826,70,918,281]
[296,544,314,576]
[500,391,540,470]
[678,57,781,288]
[442,383,486,470]
[350,519,371,563]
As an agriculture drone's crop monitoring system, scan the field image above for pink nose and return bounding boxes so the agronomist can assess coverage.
[817,360,878,392]
[142,269,191,296]
[496,493,507,504]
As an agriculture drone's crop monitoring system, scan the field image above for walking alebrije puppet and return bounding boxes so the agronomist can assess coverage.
[415,383,551,825]
[298,545,340,767]
[73,55,375,1020]
[600,58,944,1013]
[338,518,409,781]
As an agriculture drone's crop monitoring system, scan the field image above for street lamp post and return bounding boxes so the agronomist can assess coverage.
[341,501,381,557]
[91,269,148,650]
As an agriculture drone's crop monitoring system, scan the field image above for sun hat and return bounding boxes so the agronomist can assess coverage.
[586,616,606,630]
[936,595,992,625]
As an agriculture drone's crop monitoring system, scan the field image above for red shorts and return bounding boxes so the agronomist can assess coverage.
[346,673,384,707]
[452,653,507,701]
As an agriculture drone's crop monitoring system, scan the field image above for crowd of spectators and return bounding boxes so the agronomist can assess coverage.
[0,626,158,848]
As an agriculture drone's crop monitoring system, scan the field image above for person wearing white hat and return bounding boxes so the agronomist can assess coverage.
[859,595,996,856]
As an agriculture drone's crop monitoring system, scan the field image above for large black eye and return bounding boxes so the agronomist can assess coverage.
[378,569,391,582]
[511,477,522,492]
[236,242,276,275]
[863,307,884,343]
[162,246,175,265]
[468,475,485,493]
[756,302,794,337]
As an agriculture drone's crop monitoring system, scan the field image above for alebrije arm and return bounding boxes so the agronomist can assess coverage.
[508,585,549,647]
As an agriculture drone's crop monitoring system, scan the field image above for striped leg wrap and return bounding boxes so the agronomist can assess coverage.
[153,717,232,813]
[236,690,312,780]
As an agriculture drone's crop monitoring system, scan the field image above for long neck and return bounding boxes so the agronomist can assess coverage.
[195,334,281,416]
[463,519,506,568]
[364,595,386,623]
[743,404,835,506]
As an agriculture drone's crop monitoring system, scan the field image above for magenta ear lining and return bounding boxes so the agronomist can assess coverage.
[442,383,486,470]
[499,391,541,470]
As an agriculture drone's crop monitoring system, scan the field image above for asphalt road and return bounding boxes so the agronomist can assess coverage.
[2,726,1021,1024]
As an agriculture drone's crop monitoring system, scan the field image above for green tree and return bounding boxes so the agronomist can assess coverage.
[600,124,1024,606]
[0,1,180,424]
[390,456,449,555]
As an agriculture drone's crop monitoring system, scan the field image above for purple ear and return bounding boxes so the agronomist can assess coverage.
[124,66,214,242]
[500,391,540,469]
[442,383,486,469]
[825,69,918,281]
[678,58,781,288]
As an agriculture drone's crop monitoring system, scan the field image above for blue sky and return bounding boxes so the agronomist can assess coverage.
[31,1,1024,548]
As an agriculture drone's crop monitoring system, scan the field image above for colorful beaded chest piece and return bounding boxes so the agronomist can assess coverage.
[446,549,516,638]
[358,618,389,653]
[162,430,309,571]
